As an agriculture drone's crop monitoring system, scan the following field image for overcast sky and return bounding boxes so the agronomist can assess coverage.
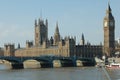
[0,0,120,48]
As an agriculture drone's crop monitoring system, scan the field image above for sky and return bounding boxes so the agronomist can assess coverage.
[0,0,120,48]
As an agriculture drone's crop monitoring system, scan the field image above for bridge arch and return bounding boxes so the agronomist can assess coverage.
[76,58,96,66]
[52,60,61,68]
[23,58,52,68]
[23,59,41,69]
[54,58,75,67]
[76,60,83,67]
[0,59,12,69]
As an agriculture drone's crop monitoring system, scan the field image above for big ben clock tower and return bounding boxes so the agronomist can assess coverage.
[103,3,115,57]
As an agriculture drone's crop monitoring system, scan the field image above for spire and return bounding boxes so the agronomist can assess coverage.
[54,21,60,45]
[80,33,85,45]
[55,22,59,34]
[46,19,48,27]
[105,1,114,20]
[35,19,37,26]
[82,33,85,41]
[18,43,20,49]
[107,1,111,13]
[50,36,54,45]
[38,18,41,25]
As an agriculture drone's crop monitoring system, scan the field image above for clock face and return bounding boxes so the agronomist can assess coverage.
[104,21,108,27]
[110,21,114,26]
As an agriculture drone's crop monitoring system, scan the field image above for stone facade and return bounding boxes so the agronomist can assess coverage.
[34,19,48,47]
[103,4,115,57]
[2,4,117,58]
[0,17,103,58]
[4,44,15,56]
[54,22,60,45]
[15,38,74,57]
[13,18,103,57]
[14,36,102,58]
[0,48,4,56]
[75,45,103,58]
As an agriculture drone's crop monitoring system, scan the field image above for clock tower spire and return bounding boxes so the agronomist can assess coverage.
[103,2,115,57]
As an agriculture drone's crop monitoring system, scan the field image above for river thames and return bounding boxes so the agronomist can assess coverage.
[0,65,120,80]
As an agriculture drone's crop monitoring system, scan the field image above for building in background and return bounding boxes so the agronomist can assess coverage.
[0,3,118,58]
[1,18,102,58]
[103,3,115,57]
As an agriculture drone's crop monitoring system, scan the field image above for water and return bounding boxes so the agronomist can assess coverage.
[107,69,120,80]
[0,65,119,80]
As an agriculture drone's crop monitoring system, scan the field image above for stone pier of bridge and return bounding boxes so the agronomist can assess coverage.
[0,56,96,69]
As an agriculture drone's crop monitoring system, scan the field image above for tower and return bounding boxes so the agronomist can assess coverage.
[80,33,85,45]
[35,18,48,46]
[103,3,115,57]
[54,22,60,45]
[4,44,15,56]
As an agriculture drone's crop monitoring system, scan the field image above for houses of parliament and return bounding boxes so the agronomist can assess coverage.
[0,3,119,58]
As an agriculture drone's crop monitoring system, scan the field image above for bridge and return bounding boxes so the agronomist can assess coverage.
[0,56,96,69]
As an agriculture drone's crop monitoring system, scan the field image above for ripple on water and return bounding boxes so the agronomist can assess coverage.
[107,69,120,80]
[0,64,8,70]
[0,67,119,80]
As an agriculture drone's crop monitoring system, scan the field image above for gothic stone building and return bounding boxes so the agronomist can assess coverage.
[2,18,102,58]
[2,3,116,58]
[103,3,115,57]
